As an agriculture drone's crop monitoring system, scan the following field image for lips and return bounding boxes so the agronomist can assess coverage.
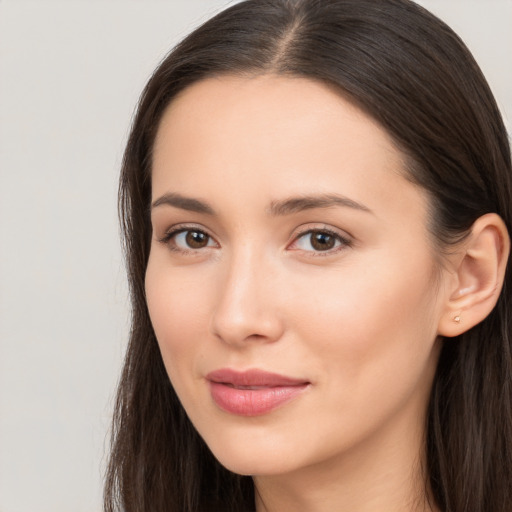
[206,368,310,416]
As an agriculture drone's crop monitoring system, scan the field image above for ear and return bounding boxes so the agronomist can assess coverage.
[438,213,510,337]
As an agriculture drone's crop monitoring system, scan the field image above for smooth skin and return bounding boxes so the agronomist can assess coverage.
[145,75,509,512]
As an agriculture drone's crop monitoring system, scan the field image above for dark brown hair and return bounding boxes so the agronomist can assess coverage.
[105,1,512,511]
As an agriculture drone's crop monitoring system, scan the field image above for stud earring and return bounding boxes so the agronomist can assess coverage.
[454,314,461,323]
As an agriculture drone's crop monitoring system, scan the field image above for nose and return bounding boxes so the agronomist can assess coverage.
[210,249,285,347]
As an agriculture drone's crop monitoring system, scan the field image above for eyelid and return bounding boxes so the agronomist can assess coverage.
[287,224,353,255]
[157,223,219,251]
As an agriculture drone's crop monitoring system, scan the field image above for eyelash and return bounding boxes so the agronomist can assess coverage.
[157,225,216,254]
[158,225,352,256]
[289,227,352,257]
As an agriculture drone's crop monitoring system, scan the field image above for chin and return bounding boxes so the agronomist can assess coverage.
[198,426,298,476]
[213,451,295,477]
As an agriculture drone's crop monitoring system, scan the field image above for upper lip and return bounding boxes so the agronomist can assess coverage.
[206,368,309,387]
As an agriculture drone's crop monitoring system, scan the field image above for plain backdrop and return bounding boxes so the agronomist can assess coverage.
[0,1,510,511]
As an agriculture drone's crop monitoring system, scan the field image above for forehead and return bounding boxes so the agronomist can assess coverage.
[151,75,428,228]
[154,75,400,161]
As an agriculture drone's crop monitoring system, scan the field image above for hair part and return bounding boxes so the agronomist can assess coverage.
[105,1,512,511]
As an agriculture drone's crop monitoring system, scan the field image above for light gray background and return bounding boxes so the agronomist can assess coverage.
[0,1,510,511]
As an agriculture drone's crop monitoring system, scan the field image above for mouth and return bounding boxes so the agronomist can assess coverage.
[206,368,310,416]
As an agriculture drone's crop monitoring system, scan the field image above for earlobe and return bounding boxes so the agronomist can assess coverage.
[438,213,510,338]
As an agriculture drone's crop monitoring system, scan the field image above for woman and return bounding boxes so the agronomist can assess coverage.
[104,0,512,511]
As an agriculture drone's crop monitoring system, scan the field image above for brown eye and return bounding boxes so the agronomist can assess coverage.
[292,229,349,254]
[310,232,336,251]
[185,230,210,248]
[161,229,216,251]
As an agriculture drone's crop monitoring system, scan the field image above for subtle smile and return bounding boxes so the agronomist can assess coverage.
[206,369,310,416]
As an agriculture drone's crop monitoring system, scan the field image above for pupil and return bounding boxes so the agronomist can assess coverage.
[186,231,208,248]
[311,232,334,251]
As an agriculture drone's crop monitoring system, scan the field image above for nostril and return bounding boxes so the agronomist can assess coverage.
[210,309,284,347]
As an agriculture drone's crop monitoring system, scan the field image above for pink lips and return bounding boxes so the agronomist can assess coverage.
[206,368,309,416]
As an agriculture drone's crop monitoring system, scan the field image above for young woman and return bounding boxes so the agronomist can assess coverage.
[104,1,512,511]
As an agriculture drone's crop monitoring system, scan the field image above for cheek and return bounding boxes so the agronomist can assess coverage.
[145,257,213,380]
[286,249,440,388]
[277,255,440,453]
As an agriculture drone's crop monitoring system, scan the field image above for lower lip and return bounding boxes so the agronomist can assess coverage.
[209,381,309,416]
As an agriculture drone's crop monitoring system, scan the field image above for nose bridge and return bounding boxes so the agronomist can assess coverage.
[210,242,283,346]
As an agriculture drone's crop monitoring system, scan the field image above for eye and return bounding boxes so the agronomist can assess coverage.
[159,227,217,252]
[176,229,213,249]
[290,229,350,254]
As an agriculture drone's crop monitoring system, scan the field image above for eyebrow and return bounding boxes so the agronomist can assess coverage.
[269,193,372,216]
[151,192,372,216]
[151,192,215,214]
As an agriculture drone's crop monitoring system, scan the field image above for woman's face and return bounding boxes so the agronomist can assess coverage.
[146,75,449,478]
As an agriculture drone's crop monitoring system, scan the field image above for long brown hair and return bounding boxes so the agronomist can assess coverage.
[104,1,512,511]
